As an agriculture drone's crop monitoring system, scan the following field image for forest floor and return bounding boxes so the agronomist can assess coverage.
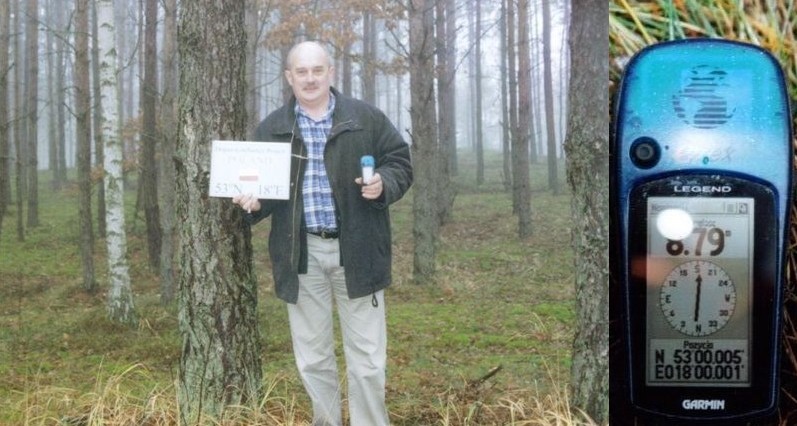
[0,157,594,425]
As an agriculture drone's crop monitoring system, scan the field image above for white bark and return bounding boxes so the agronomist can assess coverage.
[98,0,137,326]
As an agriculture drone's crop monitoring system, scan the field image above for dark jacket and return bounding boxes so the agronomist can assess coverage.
[248,89,413,303]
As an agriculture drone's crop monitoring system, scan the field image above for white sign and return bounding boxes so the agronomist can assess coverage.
[208,140,291,199]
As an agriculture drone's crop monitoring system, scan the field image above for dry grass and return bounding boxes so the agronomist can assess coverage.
[10,363,594,426]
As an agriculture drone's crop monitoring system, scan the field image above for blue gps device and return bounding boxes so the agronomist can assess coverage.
[610,39,793,423]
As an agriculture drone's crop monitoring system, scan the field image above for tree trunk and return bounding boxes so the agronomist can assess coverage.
[514,0,532,239]
[43,0,66,186]
[530,0,545,164]
[122,5,134,190]
[176,1,262,422]
[75,0,96,292]
[55,1,67,185]
[98,0,137,327]
[341,40,353,96]
[159,0,178,304]
[499,0,511,192]
[506,0,518,213]
[395,74,402,130]
[557,1,570,158]
[46,0,57,190]
[92,0,106,237]
[245,0,259,136]
[434,0,455,225]
[13,0,25,242]
[445,0,457,177]
[565,0,609,422]
[0,0,9,239]
[466,0,475,151]
[409,0,439,282]
[542,0,559,194]
[25,0,39,228]
[140,0,161,270]
[114,4,126,132]
[362,10,376,105]
[473,0,484,186]
[529,3,540,165]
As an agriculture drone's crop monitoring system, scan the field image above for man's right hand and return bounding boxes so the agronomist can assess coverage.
[232,193,261,213]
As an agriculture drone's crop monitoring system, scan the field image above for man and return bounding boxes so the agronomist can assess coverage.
[232,41,412,426]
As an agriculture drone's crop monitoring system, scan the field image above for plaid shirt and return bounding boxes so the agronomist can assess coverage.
[296,94,338,233]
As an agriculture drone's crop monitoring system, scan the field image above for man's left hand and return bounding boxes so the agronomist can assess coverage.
[355,172,383,200]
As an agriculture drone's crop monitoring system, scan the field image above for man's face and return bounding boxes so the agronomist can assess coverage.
[284,46,335,108]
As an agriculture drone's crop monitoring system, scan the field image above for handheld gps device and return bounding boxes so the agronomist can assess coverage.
[611,39,793,423]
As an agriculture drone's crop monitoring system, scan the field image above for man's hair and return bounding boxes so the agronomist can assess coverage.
[285,40,333,70]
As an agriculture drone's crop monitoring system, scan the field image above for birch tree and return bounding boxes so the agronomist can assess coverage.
[98,0,137,326]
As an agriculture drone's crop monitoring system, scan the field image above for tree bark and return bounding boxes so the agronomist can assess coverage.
[362,10,376,105]
[140,0,161,270]
[435,0,455,225]
[25,0,39,228]
[444,0,457,177]
[529,3,540,165]
[0,0,9,239]
[499,0,511,193]
[542,0,559,194]
[473,0,484,186]
[98,0,137,327]
[55,1,67,185]
[565,0,609,422]
[159,0,178,304]
[46,0,57,190]
[75,0,96,292]
[341,40,353,96]
[245,0,260,136]
[506,0,518,213]
[176,1,262,422]
[13,0,25,242]
[409,0,439,282]
[92,0,106,237]
[513,0,532,239]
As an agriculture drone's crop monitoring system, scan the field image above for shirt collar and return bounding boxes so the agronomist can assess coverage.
[295,92,336,123]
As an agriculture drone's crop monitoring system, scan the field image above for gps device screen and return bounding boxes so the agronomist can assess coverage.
[645,195,752,387]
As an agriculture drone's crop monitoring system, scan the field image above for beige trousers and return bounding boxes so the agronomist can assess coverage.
[287,234,389,426]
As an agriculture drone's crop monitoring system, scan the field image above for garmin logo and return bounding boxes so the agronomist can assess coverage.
[673,185,732,194]
[682,399,726,410]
